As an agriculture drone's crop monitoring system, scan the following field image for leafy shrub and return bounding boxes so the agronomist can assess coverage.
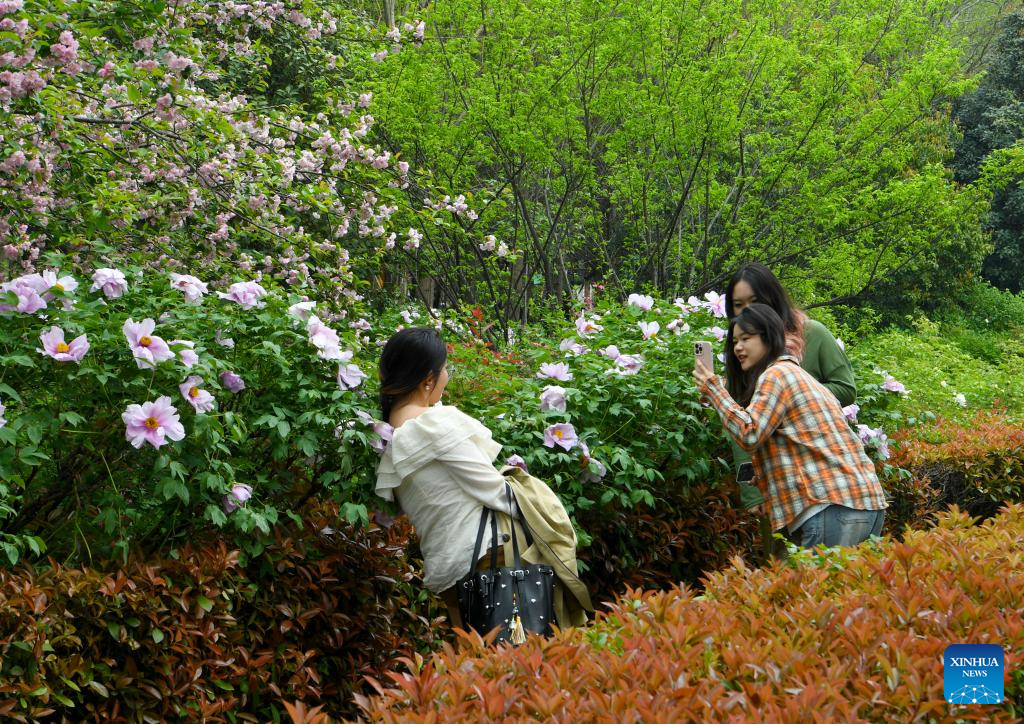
[578,481,760,601]
[0,504,446,721]
[850,317,1024,422]
[467,292,732,521]
[882,410,1024,532]
[357,505,1024,721]
[0,262,384,564]
[949,280,1024,333]
[0,0,447,307]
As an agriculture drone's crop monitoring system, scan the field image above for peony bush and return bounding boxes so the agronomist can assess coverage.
[0,257,388,564]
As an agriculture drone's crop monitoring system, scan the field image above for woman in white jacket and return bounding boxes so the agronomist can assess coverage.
[374,327,515,628]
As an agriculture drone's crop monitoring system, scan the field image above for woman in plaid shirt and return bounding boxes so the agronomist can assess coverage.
[693,304,888,548]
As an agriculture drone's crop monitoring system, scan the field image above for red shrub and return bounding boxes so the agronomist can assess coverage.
[357,504,1024,722]
[579,481,761,601]
[0,505,449,721]
[884,410,1024,532]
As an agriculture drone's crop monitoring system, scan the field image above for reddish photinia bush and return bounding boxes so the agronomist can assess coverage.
[577,481,760,602]
[882,409,1024,532]
[0,505,448,721]
[357,504,1024,721]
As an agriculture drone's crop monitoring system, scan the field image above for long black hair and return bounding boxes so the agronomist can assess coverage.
[725,263,800,335]
[378,327,448,421]
[725,303,787,406]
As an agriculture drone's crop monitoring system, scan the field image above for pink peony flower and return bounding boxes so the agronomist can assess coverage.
[40,269,78,297]
[578,443,607,483]
[612,354,644,375]
[0,276,47,314]
[169,273,208,302]
[627,293,654,311]
[559,338,585,355]
[667,319,690,335]
[220,371,245,393]
[540,385,567,412]
[90,268,128,299]
[705,291,727,318]
[881,375,908,394]
[122,396,185,449]
[38,326,89,363]
[639,321,660,339]
[123,318,174,368]
[0,1,25,18]
[171,339,199,368]
[217,280,267,309]
[857,424,890,460]
[673,298,694,315]
[537,361,573,381]
[222,483,253,513]
[599,345,621,360]
[581,457,607,483]
[306,315,348,361]
[288,300,316,321]
[574,315,603,338]
[179,375,215,413]
[371,421,393,453]
[842,404,859,422]
[708,326,728,341]
[543,423,578,451]
[479,235,496,252]
[338,363,368,390]
[505,454,528,472]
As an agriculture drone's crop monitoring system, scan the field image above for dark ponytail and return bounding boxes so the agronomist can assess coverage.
[378,327,448,421]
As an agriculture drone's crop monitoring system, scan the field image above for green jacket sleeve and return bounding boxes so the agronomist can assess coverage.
[803,319,856,407]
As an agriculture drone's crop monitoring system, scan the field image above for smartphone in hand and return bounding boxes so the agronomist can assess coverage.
[694,341,714,374]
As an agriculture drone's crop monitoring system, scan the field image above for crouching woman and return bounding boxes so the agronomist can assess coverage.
[374,327,591,632]
[693,304,887,549]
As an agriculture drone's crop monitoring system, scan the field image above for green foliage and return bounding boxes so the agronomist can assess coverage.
[944,279,1024,333]
[952,11,1024,292]
[373,0,991,324]
[850,314,1024,424]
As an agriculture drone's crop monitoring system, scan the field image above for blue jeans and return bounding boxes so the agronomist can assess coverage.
[795,505,884,549]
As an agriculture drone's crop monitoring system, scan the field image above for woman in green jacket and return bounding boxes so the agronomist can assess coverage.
[724,263,856,556]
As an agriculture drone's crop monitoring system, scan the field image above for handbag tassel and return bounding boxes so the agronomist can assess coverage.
[509,613,527,645]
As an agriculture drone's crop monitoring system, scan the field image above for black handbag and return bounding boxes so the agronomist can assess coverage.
[456,484,556,644]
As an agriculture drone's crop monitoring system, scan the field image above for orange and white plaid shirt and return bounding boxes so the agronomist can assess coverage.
[701,356,888,531]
